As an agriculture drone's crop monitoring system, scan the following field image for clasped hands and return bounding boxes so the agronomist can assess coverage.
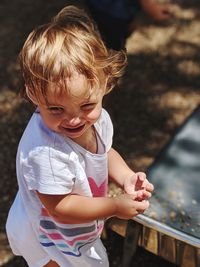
[123,172,154,215]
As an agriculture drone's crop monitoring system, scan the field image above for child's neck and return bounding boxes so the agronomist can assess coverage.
[73,126,98,154]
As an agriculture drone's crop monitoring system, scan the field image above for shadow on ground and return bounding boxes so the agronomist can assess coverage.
[1,0,200,266]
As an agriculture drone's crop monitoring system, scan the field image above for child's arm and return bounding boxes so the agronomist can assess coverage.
[36,190,149,224]
[108,147,154,195]
[139,0,171,21]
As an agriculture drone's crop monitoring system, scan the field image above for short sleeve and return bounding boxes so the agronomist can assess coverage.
[22,146,76,195]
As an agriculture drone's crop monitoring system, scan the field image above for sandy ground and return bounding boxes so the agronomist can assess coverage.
[0,0,200,266]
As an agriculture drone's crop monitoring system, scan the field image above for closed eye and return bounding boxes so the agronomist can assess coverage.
[47,106,64,114]
[81,103,96,111]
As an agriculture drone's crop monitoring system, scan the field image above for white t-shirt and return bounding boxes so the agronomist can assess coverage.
[6,108,113,267]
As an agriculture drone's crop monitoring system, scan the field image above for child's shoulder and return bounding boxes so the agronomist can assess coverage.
[95,108,112,129]
[96,108,113,134]
[19,112,68,151]
[22,112,54,143]
[99,108,112,122]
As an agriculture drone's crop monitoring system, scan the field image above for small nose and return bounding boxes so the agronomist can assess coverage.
[64,112,82,126]
[68,116,81,126]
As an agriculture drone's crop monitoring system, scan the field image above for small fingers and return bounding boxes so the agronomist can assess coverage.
[136,200,150,213]
[144,182,154,192]
[137,172,146,182]
[135,172,146,190]
[135,189,151,201]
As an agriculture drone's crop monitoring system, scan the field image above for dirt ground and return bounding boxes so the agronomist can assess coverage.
[0,0,200,266]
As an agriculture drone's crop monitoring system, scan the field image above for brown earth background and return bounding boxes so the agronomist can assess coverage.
[0,0,200,266]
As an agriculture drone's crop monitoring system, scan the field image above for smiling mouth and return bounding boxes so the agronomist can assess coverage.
[63,124,85,133]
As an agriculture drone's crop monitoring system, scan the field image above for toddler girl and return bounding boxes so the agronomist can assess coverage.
[6,6,153,267]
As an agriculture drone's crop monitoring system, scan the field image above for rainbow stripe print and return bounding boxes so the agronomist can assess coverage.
[39,208,104,257]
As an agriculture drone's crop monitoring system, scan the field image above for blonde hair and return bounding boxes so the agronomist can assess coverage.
[19,5,127,102]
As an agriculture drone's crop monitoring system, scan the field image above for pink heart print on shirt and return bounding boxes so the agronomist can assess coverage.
[88,177,107,197]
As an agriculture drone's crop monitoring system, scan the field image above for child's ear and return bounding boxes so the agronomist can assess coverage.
[25,86,38,105]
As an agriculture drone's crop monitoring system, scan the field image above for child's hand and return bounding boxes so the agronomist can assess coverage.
[114,191,149,219]
[149,4,171,21]
[141,0,171,21]
[123,172,154,200]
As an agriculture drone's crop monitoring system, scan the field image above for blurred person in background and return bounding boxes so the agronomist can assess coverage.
[86,0,171,50]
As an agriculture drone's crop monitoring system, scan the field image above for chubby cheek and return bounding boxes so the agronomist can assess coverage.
[41,114,61,131]
[85,106,102,123]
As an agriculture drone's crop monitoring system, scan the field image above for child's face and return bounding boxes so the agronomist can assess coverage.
[34,73,105,141]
